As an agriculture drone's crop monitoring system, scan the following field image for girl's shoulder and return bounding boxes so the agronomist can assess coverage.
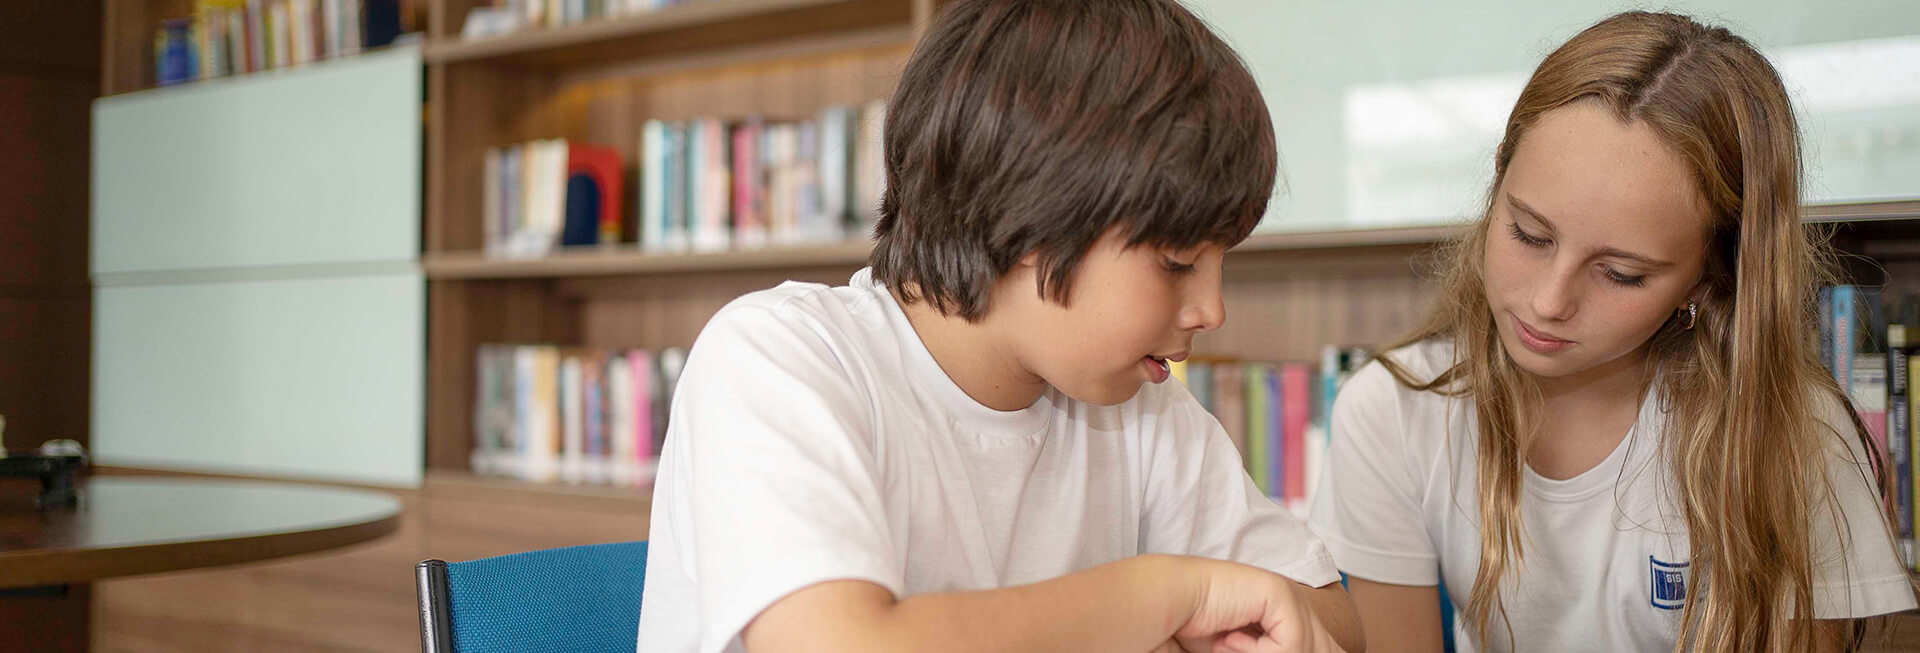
[1337,339,1463,414]
[1373,339,1458,383]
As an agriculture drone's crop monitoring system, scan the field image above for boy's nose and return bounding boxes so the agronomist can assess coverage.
[1185,288,1226,333]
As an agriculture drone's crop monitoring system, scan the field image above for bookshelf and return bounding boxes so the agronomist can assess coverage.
[422,0,915,66]
[412,0,1920,489]
[419,0,941,476]
[419,224,1464,280]
[97,0,1920,531]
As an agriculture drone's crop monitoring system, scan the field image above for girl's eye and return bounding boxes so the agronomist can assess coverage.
[1603,267,1648,288]
[1508,222,1550,248]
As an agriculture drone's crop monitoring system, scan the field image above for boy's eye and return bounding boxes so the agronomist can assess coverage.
[1507,222,1550,248]
[1603,267,1648,288]
[1163,257,1197,275]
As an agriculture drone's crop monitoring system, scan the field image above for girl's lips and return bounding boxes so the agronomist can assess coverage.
[1512,314,1573,354]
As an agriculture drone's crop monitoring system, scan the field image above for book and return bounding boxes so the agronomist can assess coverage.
[1214,362,1247,459]
[1888,323,1912,565]
[641,120,668,251]
[568,142,624,245]
[1281,363,1311,514]
[1243,364,1269,491]
[1910,350,1919,572]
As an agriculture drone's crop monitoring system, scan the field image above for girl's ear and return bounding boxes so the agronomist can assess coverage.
[1683,279,1710,311]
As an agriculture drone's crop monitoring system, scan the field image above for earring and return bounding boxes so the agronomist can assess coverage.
[1680,302,1698,331]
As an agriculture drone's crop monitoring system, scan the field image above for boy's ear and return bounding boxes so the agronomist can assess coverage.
[1017,251,1041,268]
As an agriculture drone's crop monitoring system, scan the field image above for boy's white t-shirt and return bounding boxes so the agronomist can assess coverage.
[636,268,1340,653]
[1309,340,1918,652]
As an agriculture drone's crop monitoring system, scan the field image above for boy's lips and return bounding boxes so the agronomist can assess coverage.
[1140,350,1187,384]
[1141,356,1170,383]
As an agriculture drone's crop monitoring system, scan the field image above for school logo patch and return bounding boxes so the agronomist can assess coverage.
[1649,556,1688,610]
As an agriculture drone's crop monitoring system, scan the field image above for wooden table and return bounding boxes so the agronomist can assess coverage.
[0,476,402,650]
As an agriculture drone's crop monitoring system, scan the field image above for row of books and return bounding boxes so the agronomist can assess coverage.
[1171,346,1372,517]
[471,344,688,487]
[155,0,407,87]
[639,105,886,253]
[481,102,887,257]
[482,141,624,257]
[462,0,696,39]
[1822,286,1920,571]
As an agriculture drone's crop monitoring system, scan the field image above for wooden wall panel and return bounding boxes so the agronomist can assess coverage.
[1203,244,1441,363]
[563,264,862,349]
[426,279,582,470]
[2,2,98,454]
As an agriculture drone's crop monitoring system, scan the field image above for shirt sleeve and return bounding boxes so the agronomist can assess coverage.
[1137,381,1341,588]
[1808,393,1920,618]
[1307,361,1441,586]
[662,300,904,653]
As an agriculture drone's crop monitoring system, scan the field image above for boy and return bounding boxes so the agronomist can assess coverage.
[636,1,1361,651]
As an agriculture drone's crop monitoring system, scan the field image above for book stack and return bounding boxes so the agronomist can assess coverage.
[1819,285,1918,570]
[471,344,688,487]
[1171,345,1372,518]
[638,102,887,253]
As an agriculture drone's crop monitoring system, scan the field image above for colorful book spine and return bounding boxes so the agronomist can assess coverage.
[1889,324,1912,566]
[1245,364,1270,493]
[1266,367,1283,501]
[640,120,667,252]
[1832,285,1856,388]
[1214,362,1246,459]
[1910,350,1919,572]
[1281,363,1311,513]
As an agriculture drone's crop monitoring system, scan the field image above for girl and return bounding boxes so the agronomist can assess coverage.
[1309,11,1918,652]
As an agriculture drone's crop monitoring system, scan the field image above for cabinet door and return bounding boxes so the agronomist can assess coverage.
[92,46,421,275]
[93,272,424,487]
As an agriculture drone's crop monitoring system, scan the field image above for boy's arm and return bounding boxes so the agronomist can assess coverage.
[744,554,1354,653]
[1296,583,1365,652]
[1133,385,1362,651]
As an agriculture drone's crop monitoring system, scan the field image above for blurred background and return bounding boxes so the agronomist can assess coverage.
[4,0,1919,650]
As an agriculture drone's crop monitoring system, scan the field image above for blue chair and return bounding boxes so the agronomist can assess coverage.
[415,540,649,653]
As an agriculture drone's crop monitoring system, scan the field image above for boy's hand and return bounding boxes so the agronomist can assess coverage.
[1171,559,1347,653]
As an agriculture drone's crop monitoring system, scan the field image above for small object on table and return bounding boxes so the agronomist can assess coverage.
[0,417,89,510]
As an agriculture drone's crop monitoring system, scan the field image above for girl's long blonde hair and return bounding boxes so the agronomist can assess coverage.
[1377,11,1900,651]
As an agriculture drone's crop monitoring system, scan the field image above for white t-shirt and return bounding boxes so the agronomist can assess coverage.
[637,268,1340,653]
[1308,340,1917,652]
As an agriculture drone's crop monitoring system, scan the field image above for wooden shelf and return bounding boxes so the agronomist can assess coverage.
[1238,224,1463,252]
[421,225,1471,280]
[424,240,876,279]
[425,0,913,68]
[423,469,652,512]
[1806,199,1920,223]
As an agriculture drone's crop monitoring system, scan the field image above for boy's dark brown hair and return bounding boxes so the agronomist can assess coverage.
[869,0,1276,321]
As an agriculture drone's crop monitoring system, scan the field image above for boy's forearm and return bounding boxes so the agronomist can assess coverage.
[1299,580,1365,652]
[870,554,1200,653]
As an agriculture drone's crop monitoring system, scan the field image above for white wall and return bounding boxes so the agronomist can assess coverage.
[1187,0,1920,230]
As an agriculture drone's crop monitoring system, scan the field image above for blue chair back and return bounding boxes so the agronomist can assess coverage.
[415,540,648,653]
